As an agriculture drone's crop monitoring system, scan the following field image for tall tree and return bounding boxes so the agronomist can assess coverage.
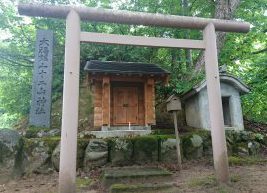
[181,0,193,68]
[194,0,241,71]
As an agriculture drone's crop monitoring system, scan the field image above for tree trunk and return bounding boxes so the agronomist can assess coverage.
[194,0,241,71]
[181,0,193,69]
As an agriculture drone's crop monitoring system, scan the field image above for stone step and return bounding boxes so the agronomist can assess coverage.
[89,130,152,138]
[109,126,151,131]
[102,166,173,187]
[110,182,177,193]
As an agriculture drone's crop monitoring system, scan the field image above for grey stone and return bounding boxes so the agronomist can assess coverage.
[51,143,60,171]
[0,129,22,174]
[78,131,95,138]
[24,139,50,174]
[0,129,21,155]
[110,139,133,165]
[109,126,151,131]
[103,167,172,187]
[191,134,203,147]
[47,128,60,137]
[160,139,178,163]
[133,136,158,163]
[89,130,151,138]
[37,129,60,138]
[248,141,260,156]
[182,134,203,160]
[83,139,108,170]
[51,140,90,171]
[29,30,54,128]
[36,130,46,138]
[237,146,249,156]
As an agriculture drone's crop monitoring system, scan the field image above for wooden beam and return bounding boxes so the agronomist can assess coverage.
[18,3,250,33]
[144,78,155,125]
[102,76,110,126]
[204,23,229,183]
[81,32,205,49]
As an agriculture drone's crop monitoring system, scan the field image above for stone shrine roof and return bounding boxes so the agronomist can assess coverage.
[182,73,250,100]
[84,60,170,76]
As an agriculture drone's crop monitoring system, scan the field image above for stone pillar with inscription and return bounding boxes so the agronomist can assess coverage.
[29,30,54,128]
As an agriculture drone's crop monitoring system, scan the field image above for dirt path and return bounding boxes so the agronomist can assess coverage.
[1,161,267,193]
[172,162,267,193]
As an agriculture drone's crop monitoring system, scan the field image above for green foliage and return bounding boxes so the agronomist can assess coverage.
[219,0,267,123]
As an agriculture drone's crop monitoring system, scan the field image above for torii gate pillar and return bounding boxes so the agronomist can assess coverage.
[204,23,230,182]
[59,10,80,193]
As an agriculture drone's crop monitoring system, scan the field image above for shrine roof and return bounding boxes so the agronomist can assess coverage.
[182,73,250,100]
[84,60,170,76]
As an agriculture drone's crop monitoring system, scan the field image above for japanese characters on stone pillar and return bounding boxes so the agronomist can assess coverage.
[29,30,54,128]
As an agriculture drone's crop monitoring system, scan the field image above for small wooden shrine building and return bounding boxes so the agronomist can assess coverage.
[85,60,170,131]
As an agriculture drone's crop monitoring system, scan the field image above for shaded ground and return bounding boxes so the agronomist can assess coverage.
[1,159,267,193]
[244,119,267,135]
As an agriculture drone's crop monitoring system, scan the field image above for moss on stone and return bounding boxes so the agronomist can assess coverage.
[152,129,175,135]
[12,138,25,176]
[134,136,158,150]
[23,138,37,154]
[132,136,159,163]
[104,167,171,179]
[180,130,211,153]
[110,182,173,193]
[181,133,204,160]
[0,142,11,164]
[23,137,59,157]
[42,137,60,155]
[77,138,90,168]
[108,138,134,165]
[153,134,176,140]
[25,126,50,138]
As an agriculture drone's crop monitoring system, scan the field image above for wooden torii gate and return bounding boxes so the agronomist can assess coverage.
[18,4,250,193]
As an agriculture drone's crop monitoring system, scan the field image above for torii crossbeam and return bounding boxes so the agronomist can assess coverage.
[18,3,250,193]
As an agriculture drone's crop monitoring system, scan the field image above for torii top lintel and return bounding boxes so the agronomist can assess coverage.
[18,3,250,33]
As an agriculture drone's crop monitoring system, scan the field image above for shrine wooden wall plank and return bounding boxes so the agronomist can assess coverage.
[144,78,155,125]
[92,81,103,128]
[102,76,110,125]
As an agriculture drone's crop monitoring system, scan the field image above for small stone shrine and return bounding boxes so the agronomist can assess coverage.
[84,60,169,137]
[183,67,250,130]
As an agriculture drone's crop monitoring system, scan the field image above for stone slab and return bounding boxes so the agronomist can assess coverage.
[29,30,54,128]
[110,182,176,193]
[108,126,151,131]
[103,166,172,187]
[89,130,151,138]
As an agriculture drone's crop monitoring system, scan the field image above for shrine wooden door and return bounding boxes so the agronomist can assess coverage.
[113,87,138,125]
